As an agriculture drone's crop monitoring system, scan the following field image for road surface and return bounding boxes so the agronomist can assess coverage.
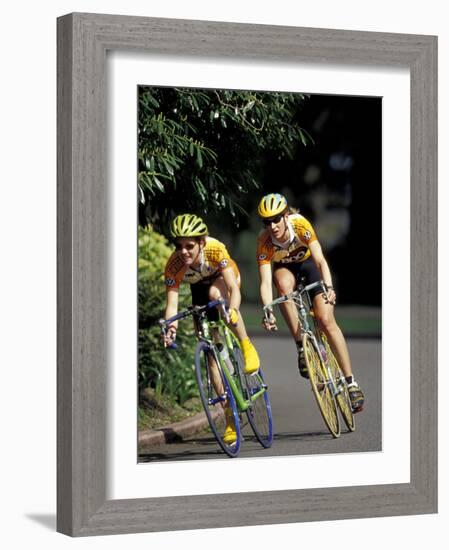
[139,336,381,462]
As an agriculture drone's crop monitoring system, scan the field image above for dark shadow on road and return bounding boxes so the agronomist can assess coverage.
[139,449,226,462]
[139,435,227,462]
[138,430,344,462]
[274,431,339,441]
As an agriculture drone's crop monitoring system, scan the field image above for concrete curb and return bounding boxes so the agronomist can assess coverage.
[138,409,223,449]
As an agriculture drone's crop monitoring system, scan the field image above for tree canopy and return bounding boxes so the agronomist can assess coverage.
[138,86,311,232]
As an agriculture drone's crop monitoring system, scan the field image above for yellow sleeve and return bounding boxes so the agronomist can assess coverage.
[164,252,185,289]
[292,216,317,245]
[204,239,233,271]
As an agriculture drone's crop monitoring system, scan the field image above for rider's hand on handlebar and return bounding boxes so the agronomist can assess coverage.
[262,310,278,331]
[324,286,336,306]
[162,325,177,347]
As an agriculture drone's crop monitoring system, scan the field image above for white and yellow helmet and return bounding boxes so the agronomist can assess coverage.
[170,214,208,238]
[257,193,288,218]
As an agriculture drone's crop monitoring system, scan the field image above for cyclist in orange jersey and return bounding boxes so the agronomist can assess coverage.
[162,214,260,444]
[256,193,364,412]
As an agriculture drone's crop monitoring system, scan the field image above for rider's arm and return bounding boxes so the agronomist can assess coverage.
[164,288,180,327]
[162,288,179,346]
[259,263,274,306]
[309,241,336,302]
[259,263,277,329]
[222,268,241,311]
[308,241,333,288]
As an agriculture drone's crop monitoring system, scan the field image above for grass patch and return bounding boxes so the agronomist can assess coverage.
[139,387,203,431]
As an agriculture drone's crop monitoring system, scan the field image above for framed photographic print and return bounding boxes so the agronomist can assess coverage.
[136,86,383,464]
[57,12,437,536]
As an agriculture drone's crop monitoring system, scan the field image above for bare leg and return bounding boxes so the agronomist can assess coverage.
[208,349,226,399]
[208,276,259,375]
[273,268,302,341]
[192,318,226,400]
[313,293,352,378]
[208,277,248,341]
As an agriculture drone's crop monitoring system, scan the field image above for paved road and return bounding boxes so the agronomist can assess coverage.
[139,336,381,462]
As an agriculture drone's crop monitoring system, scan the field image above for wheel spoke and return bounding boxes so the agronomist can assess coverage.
[195,342,241,457]
[303,333,340,438]
[321,332,355,432]
[231,345,273,448]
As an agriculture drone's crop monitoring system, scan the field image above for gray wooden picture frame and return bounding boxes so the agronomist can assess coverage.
[57,12,437,537]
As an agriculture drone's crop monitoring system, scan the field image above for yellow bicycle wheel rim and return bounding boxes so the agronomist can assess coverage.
[302,333,340,438]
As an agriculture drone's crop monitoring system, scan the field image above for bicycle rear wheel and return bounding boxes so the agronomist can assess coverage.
[194,341,241,457]
[321,333,355,432]
[231,346,273,448]
[302,333,340,438]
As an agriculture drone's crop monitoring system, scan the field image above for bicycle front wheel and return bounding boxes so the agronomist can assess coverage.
[321,333,355,432]
[194,341,241,457]
[302,333,340,438]
[231,346,273,448]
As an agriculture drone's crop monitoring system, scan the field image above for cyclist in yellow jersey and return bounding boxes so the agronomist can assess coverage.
[162,214,260,444]
[256,193,364,412]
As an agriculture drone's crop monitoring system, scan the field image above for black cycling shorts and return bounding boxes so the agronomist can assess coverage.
[190,277,220,322]
[273,257,324,299]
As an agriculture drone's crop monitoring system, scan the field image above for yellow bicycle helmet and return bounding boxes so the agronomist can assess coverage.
[170,214,208,238]
[257,193,288,218]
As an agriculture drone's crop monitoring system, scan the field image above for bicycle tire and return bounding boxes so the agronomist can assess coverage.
[321,333,355,432]
[231,346,273,448]
[194,341,241,457]
[302,332,340,438]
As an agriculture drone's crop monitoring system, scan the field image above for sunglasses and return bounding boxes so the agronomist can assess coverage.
[262,214,284,226]
[175,242,198,251]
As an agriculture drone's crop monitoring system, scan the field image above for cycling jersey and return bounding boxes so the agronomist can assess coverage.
[257,213,317,266]
[164,236,239,289]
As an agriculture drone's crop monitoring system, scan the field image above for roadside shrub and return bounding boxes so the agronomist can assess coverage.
[138,226,197,404]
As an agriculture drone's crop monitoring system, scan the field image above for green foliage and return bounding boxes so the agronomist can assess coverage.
[138,226,173,326]
[138,329,198,405]
[138,226,197,404]
[138,87,311,232]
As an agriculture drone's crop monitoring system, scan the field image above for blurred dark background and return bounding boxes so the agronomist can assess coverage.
[209,94,382,309]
